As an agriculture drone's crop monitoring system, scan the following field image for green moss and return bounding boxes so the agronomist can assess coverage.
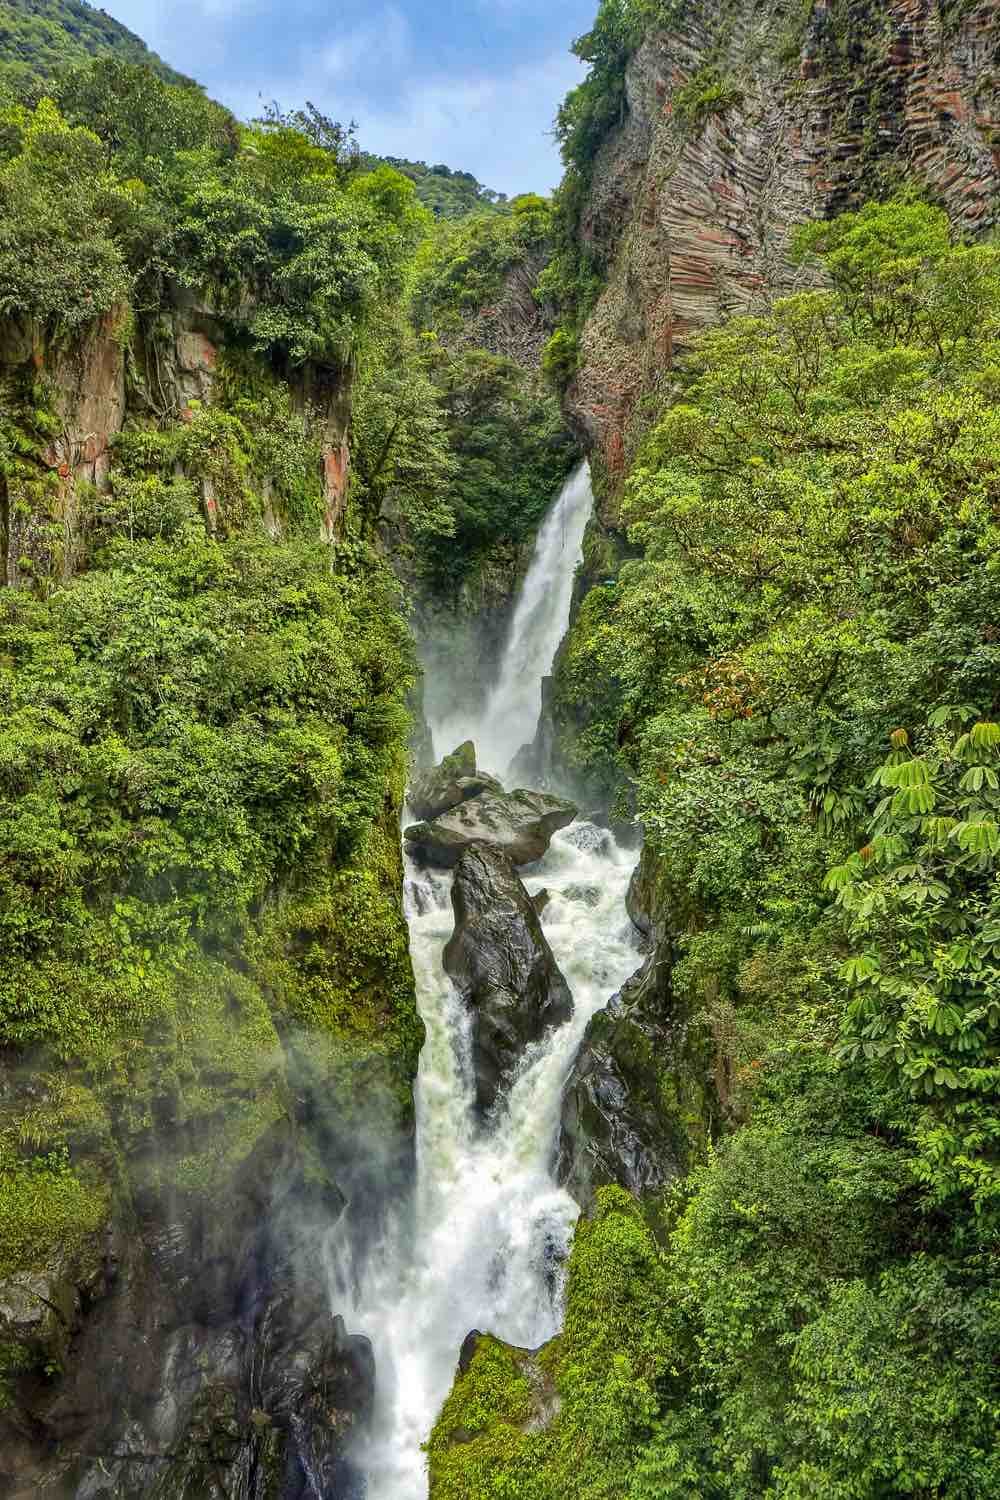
[550,581,629,802]
[0,1150,109,1277]
[4,1076,110,1157]
[427,1337,542,1500]
[428,1425,543,1500]
[252,811,422,1130]
[541,326,580,393]
[0,1339,33,1410]
[432,1337,535,1446]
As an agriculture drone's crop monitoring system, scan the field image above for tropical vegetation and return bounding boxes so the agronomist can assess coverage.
[439,195,1000,1498]
[2,2,999,1493]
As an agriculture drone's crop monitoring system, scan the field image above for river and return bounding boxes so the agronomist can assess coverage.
[333,464,640,1498]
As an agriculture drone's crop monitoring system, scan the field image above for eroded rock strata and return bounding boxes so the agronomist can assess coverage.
[568,0,1000,486]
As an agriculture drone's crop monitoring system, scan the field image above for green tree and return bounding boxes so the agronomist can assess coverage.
[829,717,1000,1219]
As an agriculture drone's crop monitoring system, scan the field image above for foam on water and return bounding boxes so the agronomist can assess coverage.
[332,465,640,1498]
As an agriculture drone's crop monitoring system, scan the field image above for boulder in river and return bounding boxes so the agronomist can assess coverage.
[444,843,573,1115]
[408,740,504,823]
[405,788,577,869]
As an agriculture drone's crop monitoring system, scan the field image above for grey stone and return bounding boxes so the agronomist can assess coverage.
[444,843,573,1115]
[405,789,577,869]
[557,951,689,1208]
[408,740,504,822]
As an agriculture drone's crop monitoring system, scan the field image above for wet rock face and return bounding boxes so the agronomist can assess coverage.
[558,950,694,1209]
[444,843,573,1115]
[405,789,577,869]
[625,841,664,941]
[408,742,504,823]
[0,1129,374,1500]
[251,1303,373,1500]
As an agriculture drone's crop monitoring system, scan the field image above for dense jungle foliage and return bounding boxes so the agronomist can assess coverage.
[0,30,579,1409]
[0,55,432,1404]
[0,0,187,97]
[6,4,998,1495]
[404,194,578,587]
[350,189,578,591]
[435,198,1000,1497]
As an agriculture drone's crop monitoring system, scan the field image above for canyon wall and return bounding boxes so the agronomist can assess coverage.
[569,0,999,491]
[0,299,419,1497]
[0,295,355,591]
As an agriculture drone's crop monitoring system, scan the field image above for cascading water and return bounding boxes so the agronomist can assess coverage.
[430,461,595,774]
[334,465,640,1499]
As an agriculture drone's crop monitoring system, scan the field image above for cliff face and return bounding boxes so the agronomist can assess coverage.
[0,301,419,1496]
[0,297,354,591]
[441,247,554,373]
[569,0,1000,487]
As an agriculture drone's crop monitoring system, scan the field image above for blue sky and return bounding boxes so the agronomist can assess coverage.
[101,1,597,195]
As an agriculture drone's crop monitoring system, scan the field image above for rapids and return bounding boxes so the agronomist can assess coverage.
[333,465,640,1498]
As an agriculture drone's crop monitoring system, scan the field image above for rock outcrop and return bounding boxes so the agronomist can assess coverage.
[444,843,573,1114]
[557,839,713,1209]
[558,951,690,1207]
[568,0,1000,488]
[408,742,504,823]
[405,789,577,869]
[0,292,355,591]
[0,1126,375,1499]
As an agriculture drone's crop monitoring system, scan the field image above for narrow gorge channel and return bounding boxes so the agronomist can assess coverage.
[334,466,641,1498]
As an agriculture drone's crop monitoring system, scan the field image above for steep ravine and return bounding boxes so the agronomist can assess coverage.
[331,466,656,1497]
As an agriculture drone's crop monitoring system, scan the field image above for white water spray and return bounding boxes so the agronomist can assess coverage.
[431,462,594,776]
[334,466,639,1499]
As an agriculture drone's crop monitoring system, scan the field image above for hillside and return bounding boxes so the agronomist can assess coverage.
[0,50,431,1494]
[365,154,507,218]
[0,18,574,1492]
[0,0,190,91]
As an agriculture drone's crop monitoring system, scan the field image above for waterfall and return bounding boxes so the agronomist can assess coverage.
[430,461,595,776]
[333,464,639,1499]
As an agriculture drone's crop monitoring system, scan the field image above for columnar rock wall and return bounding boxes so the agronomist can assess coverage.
[569,0,1000,483]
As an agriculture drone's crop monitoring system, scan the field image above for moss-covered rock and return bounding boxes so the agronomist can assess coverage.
[426,1333,550,1499]
[427,1189,672,1500]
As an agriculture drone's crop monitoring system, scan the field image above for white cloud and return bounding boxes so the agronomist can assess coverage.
[322,5,412,81]
[287,46,586,195]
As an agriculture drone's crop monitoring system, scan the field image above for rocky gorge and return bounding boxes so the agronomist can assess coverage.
[2,0,999,1495]
[333,490,651,1493]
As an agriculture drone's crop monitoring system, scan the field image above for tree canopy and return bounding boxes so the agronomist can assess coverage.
[432,196,1000,1499]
